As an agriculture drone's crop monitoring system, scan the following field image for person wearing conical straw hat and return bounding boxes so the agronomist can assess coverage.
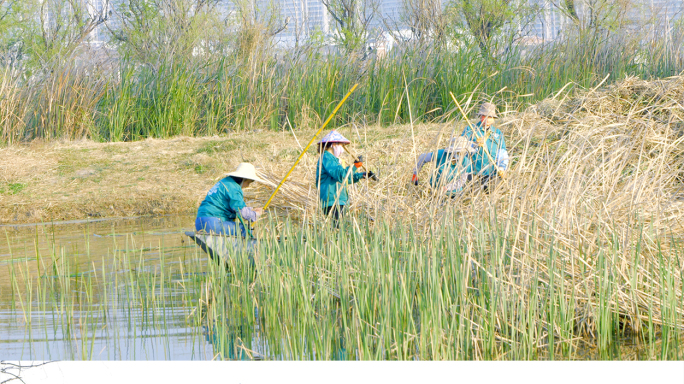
[461,102,509,192]
[195,163,266,236]
[316,130,375,226]
[412,136,476,197]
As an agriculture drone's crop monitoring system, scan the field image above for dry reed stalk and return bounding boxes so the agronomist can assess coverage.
[247,76,684,334]
[0,70,27,144]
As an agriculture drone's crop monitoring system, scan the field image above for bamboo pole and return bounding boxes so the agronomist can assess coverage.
[262,83,359,211]
[343,146,379,181]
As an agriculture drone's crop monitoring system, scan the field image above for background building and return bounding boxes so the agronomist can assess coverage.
[86,0,684,47]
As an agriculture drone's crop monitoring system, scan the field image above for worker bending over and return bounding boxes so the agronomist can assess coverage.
[412,136,476,196]
[195,163,265,237]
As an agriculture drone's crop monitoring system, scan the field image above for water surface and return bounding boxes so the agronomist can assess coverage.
[0,215,219,360]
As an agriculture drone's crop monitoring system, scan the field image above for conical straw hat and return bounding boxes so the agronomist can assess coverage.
[318,130,351,144]
[226,163,266,183]
[477,102,498,118]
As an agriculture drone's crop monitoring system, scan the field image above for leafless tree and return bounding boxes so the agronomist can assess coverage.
[401,0,448,44]
[321,0,378,54]
[550,0,632,33]
[110,0,226,68]
[29,0,109,69]
[233,0,288,64]
[448,0,538,60]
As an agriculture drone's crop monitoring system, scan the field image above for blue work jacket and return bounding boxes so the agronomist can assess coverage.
[461,122,507,176]
[196,176,246,221]
[315,151,364,208]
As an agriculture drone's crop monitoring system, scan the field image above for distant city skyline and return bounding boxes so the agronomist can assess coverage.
[86,0,684,47]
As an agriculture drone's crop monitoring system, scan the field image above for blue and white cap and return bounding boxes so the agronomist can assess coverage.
[318,130,351,145]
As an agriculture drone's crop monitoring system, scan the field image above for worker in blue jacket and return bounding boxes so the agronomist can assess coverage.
[461,102,509,191]
[412,136,476,197]
[316,130,375,225]
[195,163,265,237]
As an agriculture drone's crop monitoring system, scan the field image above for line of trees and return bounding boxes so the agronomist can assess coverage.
[1,0,677,75]
[0,0,681,143]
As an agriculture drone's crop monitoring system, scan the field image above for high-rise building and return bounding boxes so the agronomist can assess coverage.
[85,0,684,47]
[525,0,684,43]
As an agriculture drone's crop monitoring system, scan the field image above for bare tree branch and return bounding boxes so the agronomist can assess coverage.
[321,0,378,54]
[1,361,53,384]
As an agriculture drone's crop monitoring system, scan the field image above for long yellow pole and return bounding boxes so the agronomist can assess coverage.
[263,83,359,210]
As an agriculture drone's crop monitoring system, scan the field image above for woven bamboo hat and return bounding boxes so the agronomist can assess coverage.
[226,163,266,184]
[318,130,351,145]
[477,102,498,118]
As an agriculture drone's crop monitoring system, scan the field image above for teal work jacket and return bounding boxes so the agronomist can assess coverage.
[461,122,507,176]
[430,149,473,189]
[196,176,246,221]
[316,151,364,209]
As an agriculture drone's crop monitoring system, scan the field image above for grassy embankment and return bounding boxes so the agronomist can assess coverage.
[0,125,413,223]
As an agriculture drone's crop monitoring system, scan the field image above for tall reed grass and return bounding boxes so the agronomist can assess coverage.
[3,210,680,360]
[1,29,683,143]
[0,24,683,361]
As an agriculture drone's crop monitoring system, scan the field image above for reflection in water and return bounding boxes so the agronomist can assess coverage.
[0,215,215,360]
[1,215,680,361]
[200,292,262,361]
[203,324,255,360]
[200,300,349,361]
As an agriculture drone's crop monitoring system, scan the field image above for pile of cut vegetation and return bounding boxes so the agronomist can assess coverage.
[252,75,684,338]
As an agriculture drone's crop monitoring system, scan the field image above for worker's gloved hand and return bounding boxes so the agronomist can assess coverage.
[411,173,419,185]
[354,155,363,169]
[240,207,262,222]
[362,171,377,180]
[476,136,486,147]
[497,170,507,180]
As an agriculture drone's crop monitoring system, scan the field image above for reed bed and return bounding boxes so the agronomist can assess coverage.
[1,30,683,144]
[4,212,680,360]
[2,75,684,360]
[1,223,214,360]
[236,75,684,358]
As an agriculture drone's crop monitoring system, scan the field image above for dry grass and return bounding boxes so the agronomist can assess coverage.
[251,75,684,334]
[0,133,278,223]
[256,75,684,239]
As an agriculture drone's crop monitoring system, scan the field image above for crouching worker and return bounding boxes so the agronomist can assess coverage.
[195,163,265,237]
[461,102,509,192]
[316,130,375,226]
[412,136,475,197]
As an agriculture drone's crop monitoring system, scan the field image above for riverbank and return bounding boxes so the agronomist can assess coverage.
[0,125,418,224]
[0,133,256,224]
[3,74,684,230]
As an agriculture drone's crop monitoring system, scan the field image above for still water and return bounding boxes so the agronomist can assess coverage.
[0,216,679,361]
[0,215,225,360]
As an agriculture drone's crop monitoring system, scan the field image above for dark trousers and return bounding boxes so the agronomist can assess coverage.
[323,205,345,228]
[466,173,497,194]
